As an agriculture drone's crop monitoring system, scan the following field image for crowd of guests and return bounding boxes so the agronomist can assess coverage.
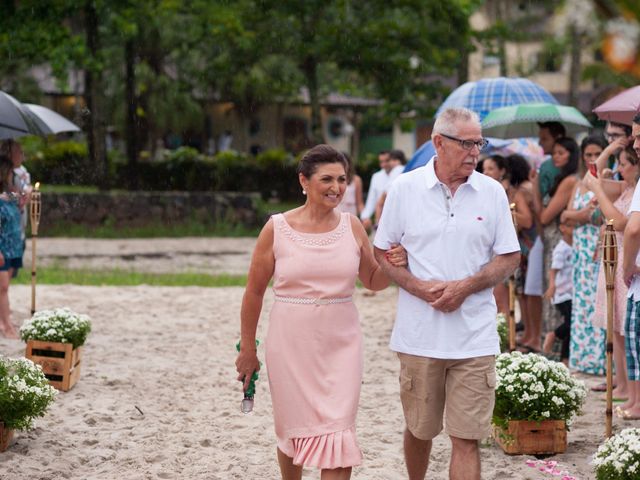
[479,120,640,419]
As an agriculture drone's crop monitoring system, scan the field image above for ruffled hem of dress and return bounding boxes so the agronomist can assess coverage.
[278,426,362,469]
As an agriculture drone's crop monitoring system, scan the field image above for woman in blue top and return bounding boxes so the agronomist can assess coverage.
[0,154,24,338]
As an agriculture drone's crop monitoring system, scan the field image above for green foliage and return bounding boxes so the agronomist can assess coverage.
[25,140,90,186]
[496,313,509,353]
[0,356,57,431]
[20,308,92,349]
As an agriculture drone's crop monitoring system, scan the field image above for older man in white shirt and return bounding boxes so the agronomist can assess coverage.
[373,107,520,480]
[360,150,391,231]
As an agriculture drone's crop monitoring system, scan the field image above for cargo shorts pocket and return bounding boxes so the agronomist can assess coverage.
[399,371,427,432]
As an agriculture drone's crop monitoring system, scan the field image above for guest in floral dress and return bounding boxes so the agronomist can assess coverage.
[560,136,608,375]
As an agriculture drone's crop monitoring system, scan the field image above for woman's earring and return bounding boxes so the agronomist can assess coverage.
[302,189,306,195]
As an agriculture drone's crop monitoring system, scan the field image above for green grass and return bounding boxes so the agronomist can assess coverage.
[40,184,100,194]
[40,218,261,238]
[12,266,248,287]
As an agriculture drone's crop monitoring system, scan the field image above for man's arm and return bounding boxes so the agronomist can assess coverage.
[374,247,445,303]
[623,211,640,287]
[429,251,520,312]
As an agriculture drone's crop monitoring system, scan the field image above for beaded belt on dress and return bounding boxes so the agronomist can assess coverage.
[274,295,352,305]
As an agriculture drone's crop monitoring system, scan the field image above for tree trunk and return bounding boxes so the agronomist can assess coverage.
[302,56,323,144]
[568,23,581,108]
[125,38,138,189]
[457,45,470,85]
[84,1,108,190]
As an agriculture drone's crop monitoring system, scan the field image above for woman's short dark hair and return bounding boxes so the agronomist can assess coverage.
[549,137,580,197]
[505,154,530,187]
[297,144,348,178]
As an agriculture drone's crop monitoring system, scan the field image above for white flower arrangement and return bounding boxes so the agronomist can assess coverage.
[593,428,640,480]
[20,308,92,349]
[0,356,57,430]
[493,351,587,429]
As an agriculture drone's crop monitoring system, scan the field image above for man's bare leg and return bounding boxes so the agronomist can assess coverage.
[404,428,432,480]
[449,436,480,480]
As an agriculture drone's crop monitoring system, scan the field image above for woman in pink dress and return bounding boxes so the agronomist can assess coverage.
[586,144,640,405]
[235,145,405,479]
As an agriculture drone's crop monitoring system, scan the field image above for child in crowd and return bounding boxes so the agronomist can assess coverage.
[543,222,574,364]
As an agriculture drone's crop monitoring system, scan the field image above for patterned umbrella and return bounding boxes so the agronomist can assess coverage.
[593,85,640,126]
[482,103,592,138]
[436,77,559,121]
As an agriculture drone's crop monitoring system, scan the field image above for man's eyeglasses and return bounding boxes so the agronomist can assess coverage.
[440,133,489,150]
[605,132,626,141]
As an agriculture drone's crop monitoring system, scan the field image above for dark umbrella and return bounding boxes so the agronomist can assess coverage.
[0,91,44,139]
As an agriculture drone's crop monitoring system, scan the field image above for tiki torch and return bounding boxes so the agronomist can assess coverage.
[30,182,41,315]
[603,219,617,438]
[508,203,518,351]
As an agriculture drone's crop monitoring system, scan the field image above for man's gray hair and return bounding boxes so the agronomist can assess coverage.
[432,107,480,139]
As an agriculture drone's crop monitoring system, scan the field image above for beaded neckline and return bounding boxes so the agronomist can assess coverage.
[277,213,347,246]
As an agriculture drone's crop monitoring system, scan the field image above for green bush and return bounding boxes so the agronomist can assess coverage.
[25,140,91,185]
[23,141,376,202]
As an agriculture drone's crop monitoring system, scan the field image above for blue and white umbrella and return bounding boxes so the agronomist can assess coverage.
[436,77,559,121]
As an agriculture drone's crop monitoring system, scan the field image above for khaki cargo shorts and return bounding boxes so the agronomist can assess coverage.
[397,353,496,441]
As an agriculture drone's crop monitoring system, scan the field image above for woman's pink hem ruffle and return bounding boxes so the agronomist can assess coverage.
[278,426,362,469]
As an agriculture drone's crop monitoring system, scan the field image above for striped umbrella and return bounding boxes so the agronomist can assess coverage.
[482,103,592,138]
[436,77,559,121]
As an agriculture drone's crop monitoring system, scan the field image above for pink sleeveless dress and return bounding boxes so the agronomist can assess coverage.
[594,187,634,334]
[266,212,363,469]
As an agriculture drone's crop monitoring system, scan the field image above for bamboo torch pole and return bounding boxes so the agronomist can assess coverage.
[603,219,617,438]
[509,203,518,352]
[29,182,41,315]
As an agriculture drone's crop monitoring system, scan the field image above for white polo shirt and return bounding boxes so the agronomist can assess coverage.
[360,169,390,220]
[627,182,640,300]
[374,157,520,359]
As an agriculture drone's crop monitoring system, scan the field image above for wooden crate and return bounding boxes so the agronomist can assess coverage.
[25,340,83,392]
[494,420,567,455]
[0,422,13,452]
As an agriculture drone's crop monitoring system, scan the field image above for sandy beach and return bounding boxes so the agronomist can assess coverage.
[0,238,626,479]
